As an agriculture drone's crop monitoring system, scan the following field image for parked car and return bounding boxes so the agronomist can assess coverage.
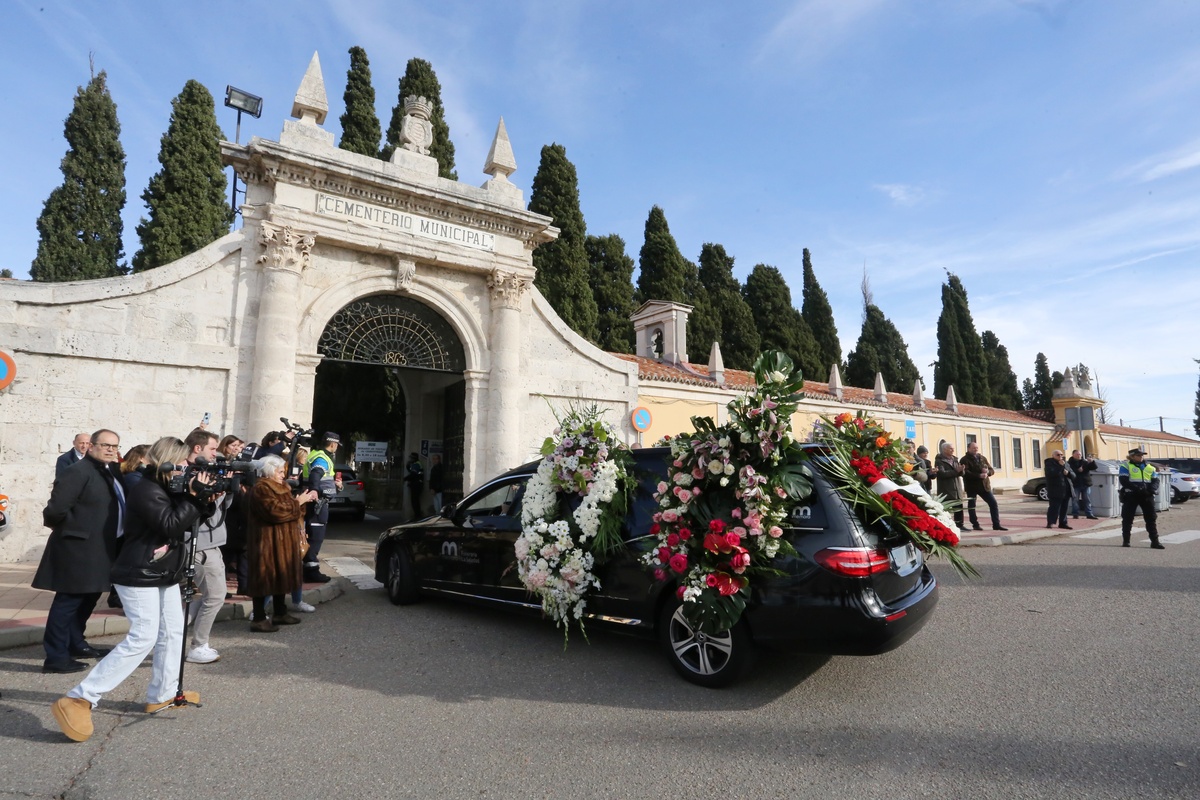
[327,465,366,521]
[375,446,939,687]
[1153,465,1200,503]
[1021,476,1048,501]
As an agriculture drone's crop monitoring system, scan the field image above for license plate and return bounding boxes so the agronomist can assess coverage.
[328,497,346,504]
[890,543,921,576]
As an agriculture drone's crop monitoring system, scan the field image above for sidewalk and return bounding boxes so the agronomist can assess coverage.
[956,492,1124,546]
[0,557,348,653]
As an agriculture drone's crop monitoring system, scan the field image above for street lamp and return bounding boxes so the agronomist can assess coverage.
[224,86,263,213]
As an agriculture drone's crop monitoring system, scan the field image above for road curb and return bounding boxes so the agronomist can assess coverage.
[0,578,348,653]
[959,516,1125,547]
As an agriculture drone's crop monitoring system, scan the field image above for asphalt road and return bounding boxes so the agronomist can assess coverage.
[1,507,1197,799]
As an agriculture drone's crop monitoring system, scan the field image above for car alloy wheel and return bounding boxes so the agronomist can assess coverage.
[1037,486,1048,502]
[386,546,419,606]
[658,598,751,688]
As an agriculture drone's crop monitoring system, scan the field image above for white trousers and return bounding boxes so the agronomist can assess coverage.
[68,583,183,707]
[188,547,225,649]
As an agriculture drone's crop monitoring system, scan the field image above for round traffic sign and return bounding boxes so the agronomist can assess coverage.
[630,406,652,432]
[0,351,15,391]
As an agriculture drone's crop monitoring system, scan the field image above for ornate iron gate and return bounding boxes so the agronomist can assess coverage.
[317,295,465,371]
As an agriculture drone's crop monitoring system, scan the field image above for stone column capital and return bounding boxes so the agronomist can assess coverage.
[487,269,531,310]
[257,221,316,274]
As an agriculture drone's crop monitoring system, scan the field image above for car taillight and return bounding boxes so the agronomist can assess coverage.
[1182,477,1196,483]
[352,481,365,489]
[814,547,892,577]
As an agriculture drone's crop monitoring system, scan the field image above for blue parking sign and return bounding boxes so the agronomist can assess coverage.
[905,419,916,439]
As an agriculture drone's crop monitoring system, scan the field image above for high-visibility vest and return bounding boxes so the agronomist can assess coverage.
[1120,461,1156,487]
[303,449,335,494]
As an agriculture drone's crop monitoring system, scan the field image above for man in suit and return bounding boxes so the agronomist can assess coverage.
[34,429,125,673]
[54,433,91,481]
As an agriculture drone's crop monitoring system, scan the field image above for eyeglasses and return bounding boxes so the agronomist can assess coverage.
[92,442,121,451]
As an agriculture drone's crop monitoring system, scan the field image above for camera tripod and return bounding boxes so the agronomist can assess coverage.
[150,515,204,713]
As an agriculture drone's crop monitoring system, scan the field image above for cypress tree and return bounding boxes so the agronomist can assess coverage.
[132,80,232,272]
[1193,360,1200,438]
[31,70,127,281]
[339,46,382,158]
[636,206,688,303]
[683,256,719,363]
[1029,352,1054,409]
[743,264,822,381]
[528,143,598,341]
[980,330,1023,410]
[800,249,841,374]
[1022,378,1036,411]
[694,243,760,370]
[0,269,13,279]
[934,273,990,404]
[846,303,922,392]
[383,58,457,178]
[585,233,636,353]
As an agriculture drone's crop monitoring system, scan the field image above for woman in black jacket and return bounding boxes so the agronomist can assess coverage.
[51,436,213,743]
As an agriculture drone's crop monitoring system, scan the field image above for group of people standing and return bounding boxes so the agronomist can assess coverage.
[36,425,344,743]
[909,441,1011,533]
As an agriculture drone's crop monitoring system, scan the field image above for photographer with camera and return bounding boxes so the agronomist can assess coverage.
[1119,448,1164,549]
[51,436,214,743]
[301,432,342,583]
[182,428,230,665]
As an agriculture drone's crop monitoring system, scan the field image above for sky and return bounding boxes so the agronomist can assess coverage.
[3,0,1199,438]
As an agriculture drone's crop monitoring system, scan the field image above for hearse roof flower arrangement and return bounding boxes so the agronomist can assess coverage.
[645,351,814,634]
[517,403,634,639]
[818,412,978,578]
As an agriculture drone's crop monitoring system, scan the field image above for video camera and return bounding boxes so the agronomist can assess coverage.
[280,417,316,494]
[168,455,256,499]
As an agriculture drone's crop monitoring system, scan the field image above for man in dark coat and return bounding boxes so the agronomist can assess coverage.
[1044,449,1074,530]
[54,433,91,482]
[34,429,125,673]
[934,442,968,533]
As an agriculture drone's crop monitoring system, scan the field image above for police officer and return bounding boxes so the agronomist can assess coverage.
[302,432,343,582]
[1118,448,1164,550]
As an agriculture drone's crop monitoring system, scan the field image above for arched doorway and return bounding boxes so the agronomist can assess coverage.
[312,294,467,513]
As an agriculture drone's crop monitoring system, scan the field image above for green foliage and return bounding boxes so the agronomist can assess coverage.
[1193,360,1200,438]
[693,243,760,370]
[383,58,457,178]
[31,70,127,281]
[585,234,636,352]
[339,46,382,158]
[0,269,12,279]
[683,256,719,363]
[1022,378,1036,410]
[1026,352,1054,409]
[743,264,822,381]
[933,273,989,404]
[800,249,841,375]
[528,143,598,341]
[132,80,232,272]
[980,330,1023,410]
[636,206,688,304]
[845,303,922,392]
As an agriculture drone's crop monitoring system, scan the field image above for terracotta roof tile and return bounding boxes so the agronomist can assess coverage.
[615,354,1200,443]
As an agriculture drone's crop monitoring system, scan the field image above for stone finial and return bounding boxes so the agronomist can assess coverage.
[708,341,725,385]
[483,117,517,181]
[828,363,844,401]
[1062,366,1076,389]
[912,379,926,409]
[397,96,434,156]
[945,384,958,413]
[291,52,329,125]
[873,372,888,402]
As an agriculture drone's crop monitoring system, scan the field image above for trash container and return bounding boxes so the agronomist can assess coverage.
[1154,467,1172,513]
[1089,460,1120,518]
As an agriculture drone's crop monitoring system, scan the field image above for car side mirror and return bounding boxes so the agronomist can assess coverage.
[441,502,455,517]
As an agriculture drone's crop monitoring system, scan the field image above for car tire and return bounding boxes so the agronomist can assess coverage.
[385,546,419,606]
[1037,486,1048,502]
[657,596,753,688]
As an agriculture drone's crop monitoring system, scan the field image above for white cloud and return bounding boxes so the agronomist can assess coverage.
[754,0,888,66]
[1120,139,1200,183]
[872,183,926,207]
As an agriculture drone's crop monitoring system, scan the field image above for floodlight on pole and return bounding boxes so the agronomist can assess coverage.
[223,86,263,214]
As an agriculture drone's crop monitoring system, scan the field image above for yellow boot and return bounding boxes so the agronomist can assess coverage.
[51,696,93,742]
